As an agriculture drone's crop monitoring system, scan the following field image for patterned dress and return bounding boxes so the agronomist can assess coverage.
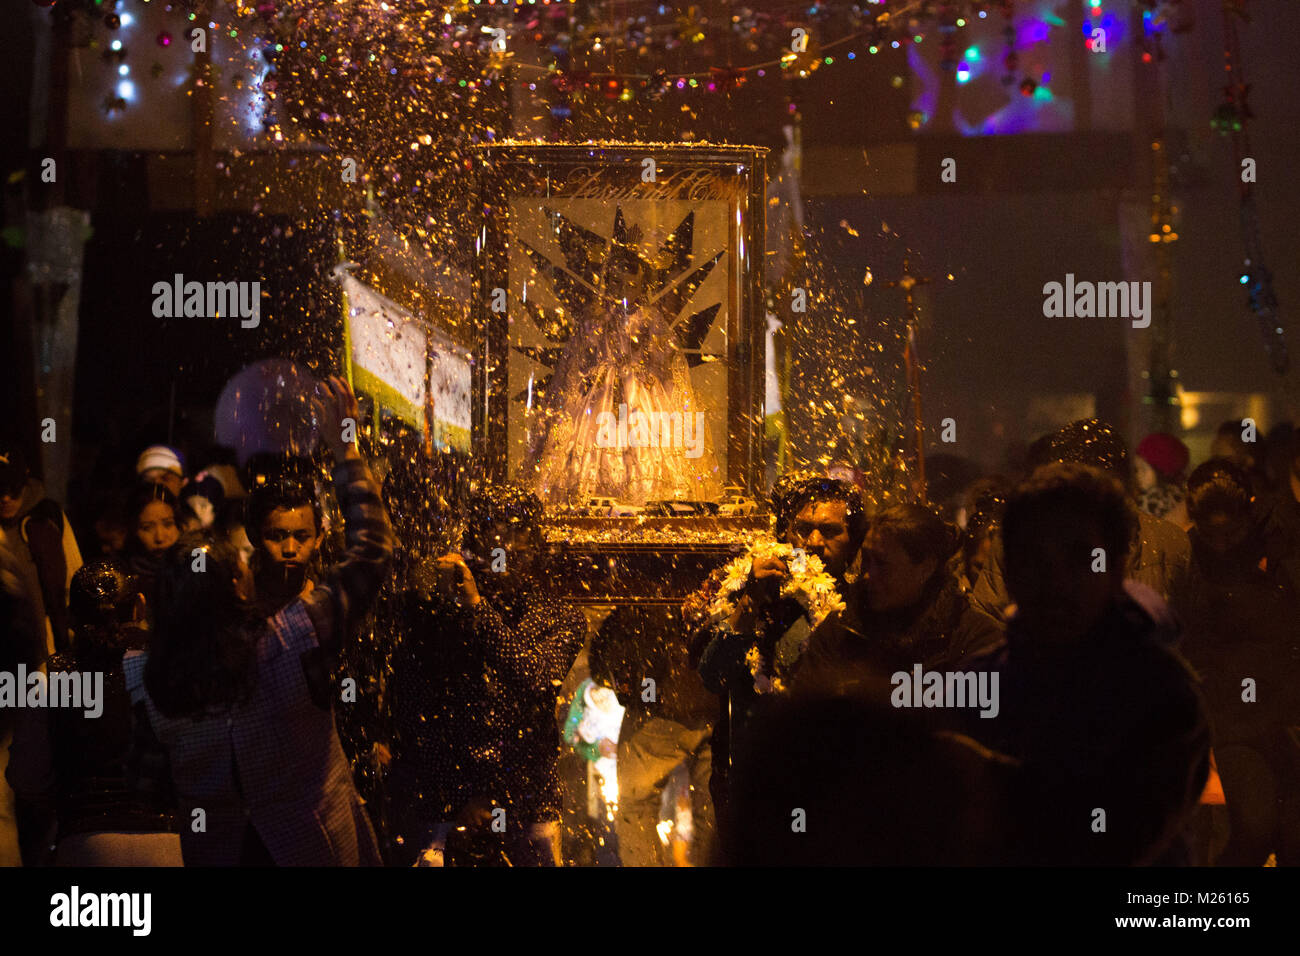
[388,580,586,826]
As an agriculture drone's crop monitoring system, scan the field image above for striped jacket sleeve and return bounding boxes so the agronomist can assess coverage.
[303,456,395,657]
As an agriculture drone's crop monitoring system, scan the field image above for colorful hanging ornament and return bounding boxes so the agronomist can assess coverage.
[647,67,669,99]
[1211,101,1242,134]
[1218,0,1286,372]
[939,35,958,71]
[1000,1,1018,87]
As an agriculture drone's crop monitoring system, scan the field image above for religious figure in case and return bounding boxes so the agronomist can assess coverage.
[475,144,767,510]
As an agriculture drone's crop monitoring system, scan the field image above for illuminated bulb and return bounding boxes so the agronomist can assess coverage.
[117,80,135,100]
[119,64,129,76]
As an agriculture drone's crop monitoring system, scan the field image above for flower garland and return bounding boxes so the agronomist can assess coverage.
[706,539,845,694]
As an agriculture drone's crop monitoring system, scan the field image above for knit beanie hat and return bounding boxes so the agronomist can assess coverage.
[136,445,185,478]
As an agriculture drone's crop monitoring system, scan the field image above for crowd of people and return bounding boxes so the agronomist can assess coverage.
[1,396,1297,866]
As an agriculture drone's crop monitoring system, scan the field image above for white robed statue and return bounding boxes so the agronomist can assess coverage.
[519,208,723,507]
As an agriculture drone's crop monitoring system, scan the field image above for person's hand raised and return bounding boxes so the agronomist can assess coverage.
[748,552,790,608]
[435,551,481,608]
[752,552,790,582]
[312,375,362,462]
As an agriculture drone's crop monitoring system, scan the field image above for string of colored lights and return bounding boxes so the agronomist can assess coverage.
[1220,0,1286,373]
[64,0,1051,116]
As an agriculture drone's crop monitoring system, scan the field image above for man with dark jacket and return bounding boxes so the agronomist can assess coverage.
[968,463,1210,866]
[970,420,1191,627]
[793,503,1004,699]
[684,474,867,861]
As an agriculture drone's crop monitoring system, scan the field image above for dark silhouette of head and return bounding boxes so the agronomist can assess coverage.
[1034,419,1132,491]
[860,503,957,612]
[68,559,143,662]
[144,534,259,719]
[1003,463,1135,642]
[1186,458,1256,561]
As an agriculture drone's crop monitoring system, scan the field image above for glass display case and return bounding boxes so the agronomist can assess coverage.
[473,143,770,602]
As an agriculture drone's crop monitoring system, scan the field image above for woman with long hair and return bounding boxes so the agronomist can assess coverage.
[121,481,182,606]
